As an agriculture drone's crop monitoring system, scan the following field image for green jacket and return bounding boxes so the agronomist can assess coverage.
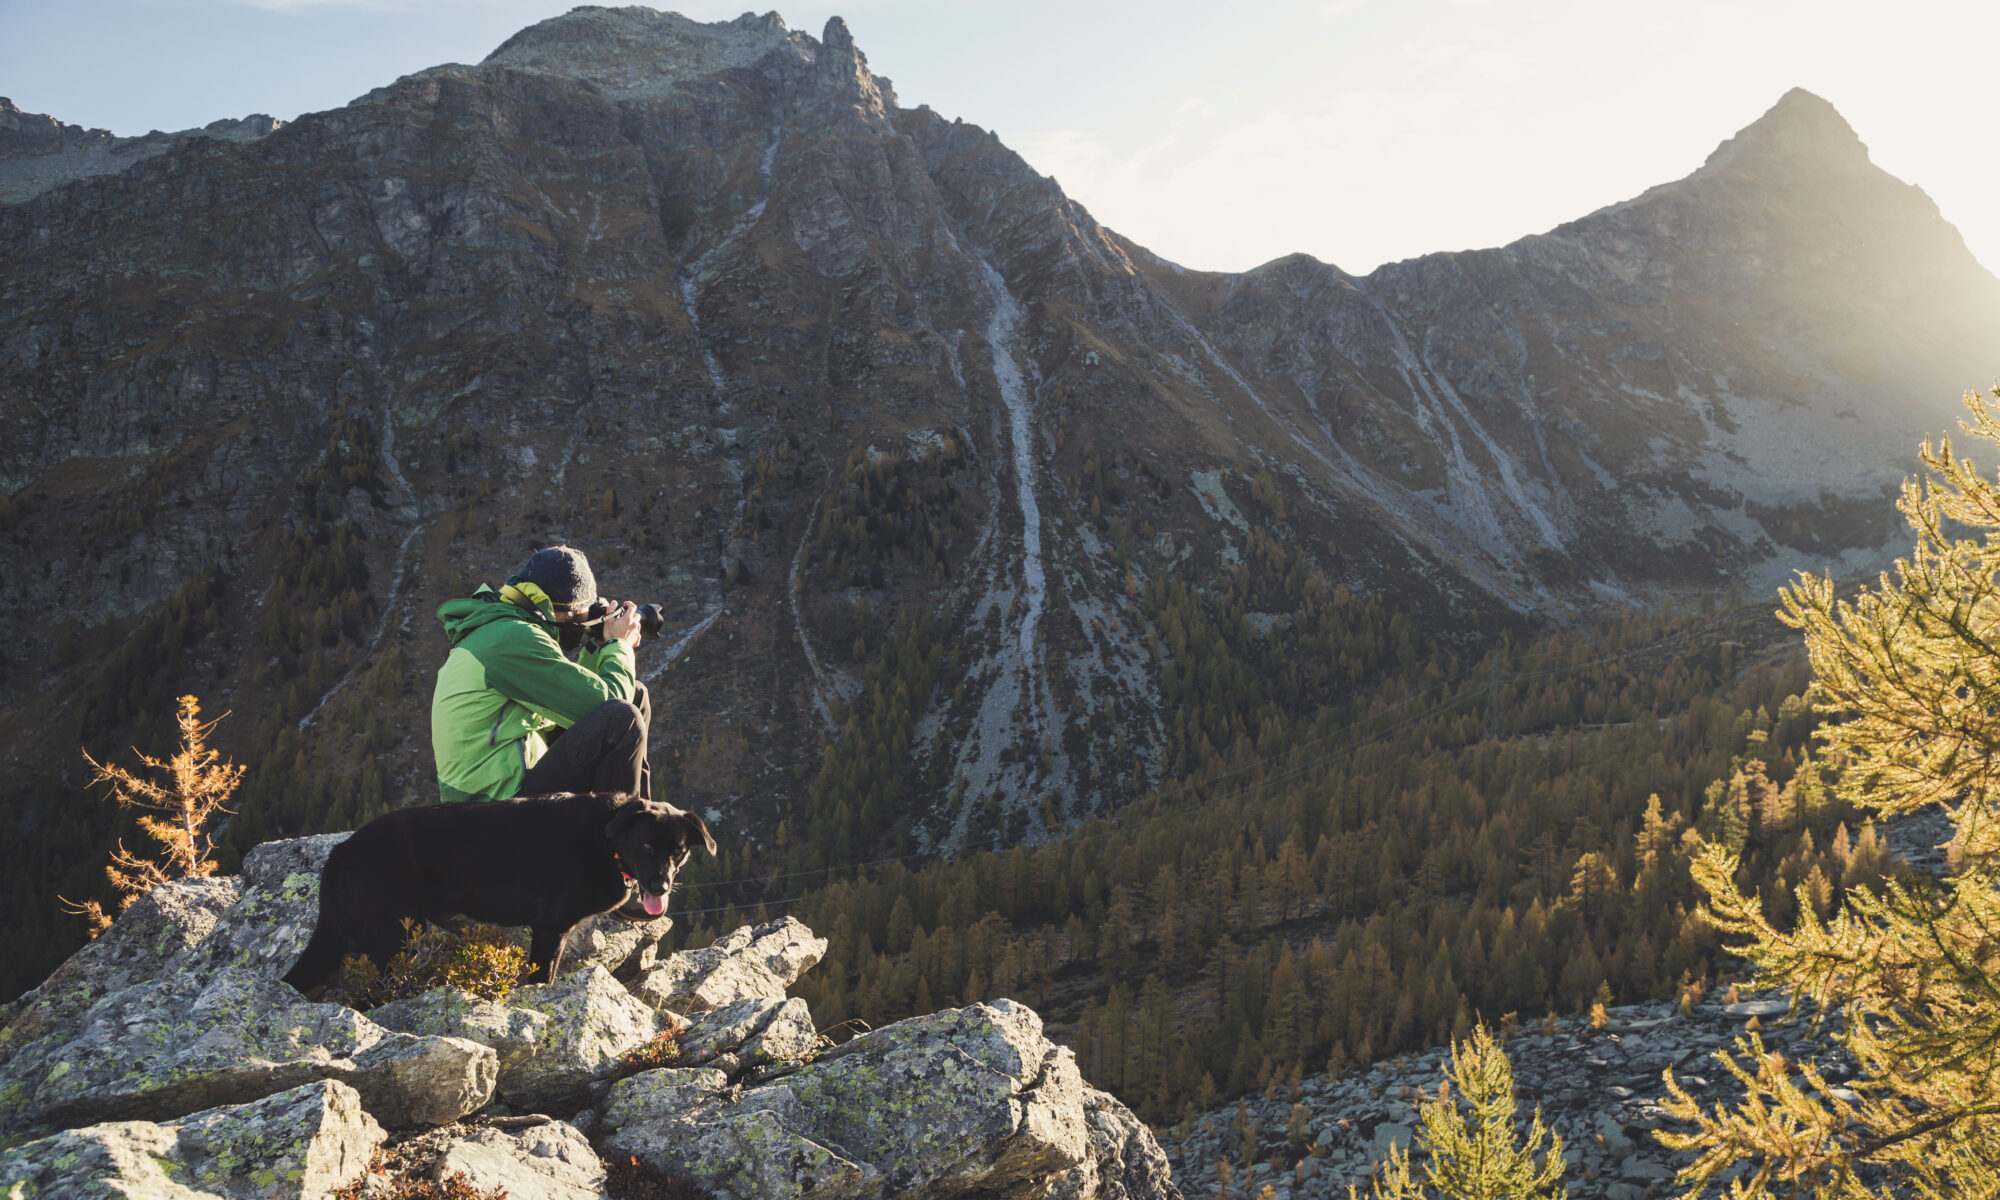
[431,584,637,803]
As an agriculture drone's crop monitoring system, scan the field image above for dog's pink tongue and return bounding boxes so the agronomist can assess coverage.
[641,890,666,916]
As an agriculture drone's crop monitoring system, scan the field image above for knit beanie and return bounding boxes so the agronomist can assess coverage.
[506,546,597,614]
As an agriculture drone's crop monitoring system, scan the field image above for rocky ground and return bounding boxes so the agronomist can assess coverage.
[0,833,1181,1200]
[1163,992,1834,1199]
[1164,810,1970,1199]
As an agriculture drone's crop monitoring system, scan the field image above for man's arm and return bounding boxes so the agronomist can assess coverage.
[482,625,637,729]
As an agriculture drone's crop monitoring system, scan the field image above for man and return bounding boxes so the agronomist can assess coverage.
[431,546,652,804]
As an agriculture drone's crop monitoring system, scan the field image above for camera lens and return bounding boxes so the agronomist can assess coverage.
[638,604,665,640]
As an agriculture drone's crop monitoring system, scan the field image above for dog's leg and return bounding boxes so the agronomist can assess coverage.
[526,922,566,984]
[350,916,415,977]
[282,923,351,994]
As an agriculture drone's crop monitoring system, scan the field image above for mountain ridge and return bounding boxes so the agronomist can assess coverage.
[0,9,1995,996]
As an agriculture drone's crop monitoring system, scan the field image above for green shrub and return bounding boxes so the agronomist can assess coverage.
[329,920,527,1009]
[618,1029,685,1076]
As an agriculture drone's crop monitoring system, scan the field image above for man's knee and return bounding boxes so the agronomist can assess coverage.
[596,698,645,741]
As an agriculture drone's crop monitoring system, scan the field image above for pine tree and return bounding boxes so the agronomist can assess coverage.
[1354,1023,1565,1200]
[1664,386,2000,1196]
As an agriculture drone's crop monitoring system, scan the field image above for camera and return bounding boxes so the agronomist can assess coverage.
[578,598,667,641]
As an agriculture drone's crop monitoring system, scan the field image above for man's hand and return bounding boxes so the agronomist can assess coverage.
[601,600,641,649]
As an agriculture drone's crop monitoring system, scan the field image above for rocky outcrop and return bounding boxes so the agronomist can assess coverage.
[0,837,1181,1199]
[2,964,495,1132]
[599,1000,1098,1200]
[0,1079,384,1200]
[1050,1088,1182,1200]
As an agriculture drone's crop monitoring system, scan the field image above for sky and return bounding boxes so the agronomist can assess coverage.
[2,0,1996,276]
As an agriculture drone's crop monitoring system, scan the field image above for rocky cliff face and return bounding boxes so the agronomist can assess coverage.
[0,834,1179,1199]
[2,12,1995,876]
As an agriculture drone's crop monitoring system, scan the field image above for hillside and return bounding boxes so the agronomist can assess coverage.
[2,9,1997,997]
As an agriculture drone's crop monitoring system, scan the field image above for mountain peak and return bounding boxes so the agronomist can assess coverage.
[1702,86,1870,175]
[482,7,804,98]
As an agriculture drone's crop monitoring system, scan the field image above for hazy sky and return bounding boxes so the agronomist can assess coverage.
[3,0,1996,276]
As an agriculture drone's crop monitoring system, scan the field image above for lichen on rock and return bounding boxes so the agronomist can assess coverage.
[431,1118,606,1200]
[599,1001,1098,1199]
[633,917,827,1014]
[0,1078,383,1200]
[370,965,665,1108]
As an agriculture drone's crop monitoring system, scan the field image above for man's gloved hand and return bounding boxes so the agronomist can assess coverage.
[601,599,642,649]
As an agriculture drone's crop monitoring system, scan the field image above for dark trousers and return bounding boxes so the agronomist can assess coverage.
[518,682,652,800]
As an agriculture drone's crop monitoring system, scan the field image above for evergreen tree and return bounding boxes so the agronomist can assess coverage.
[1356,1023,1565,1200]
[1665,387,2000,1197]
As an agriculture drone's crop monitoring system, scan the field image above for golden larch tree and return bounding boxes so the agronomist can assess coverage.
[1355,1023,1566,1200]
[65,693,243,934]
[1663,386,2000,1197]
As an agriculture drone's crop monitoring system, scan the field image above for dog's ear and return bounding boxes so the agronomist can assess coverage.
[604,799,645,840]
[685,811,718,857]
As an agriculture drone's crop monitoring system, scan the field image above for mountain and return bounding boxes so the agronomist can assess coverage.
[2,9,1996,990]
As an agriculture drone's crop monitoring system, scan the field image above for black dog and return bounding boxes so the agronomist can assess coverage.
[282,792,716,992]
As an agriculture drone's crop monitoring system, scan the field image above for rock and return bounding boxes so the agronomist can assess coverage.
[369,966,664,1108]
[180,834,352,980]
[1370,1122,1413,1160]
[632,917,827,1014]
[433,1119,606,1200]
[574,912,676,977]
[1713,999,1791,1018]
[1164,990,1839,1198]
[500,911,674,979]
[0,875,243,1068]
[601,1065,877,1199]
[1595,1111,1634,1154]
[1047,1086,1185,1200]
[0,1079,383,1200]
[679,996,818,1072]
[6,855,1175,1200]
[601,1000,1094,1199]
[0,964,494,1135]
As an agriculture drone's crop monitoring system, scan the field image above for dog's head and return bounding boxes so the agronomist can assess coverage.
[605,797,718,916]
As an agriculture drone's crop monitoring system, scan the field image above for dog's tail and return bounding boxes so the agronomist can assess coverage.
[282,923,349,994]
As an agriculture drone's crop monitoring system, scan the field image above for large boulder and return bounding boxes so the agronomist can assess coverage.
[599,1000,1090,1200]
[431,1118,607,1200]
[633,917,827,1013]
[0,1079,383,1200]
[1047,1087,1185,1200]
[180,834,353,979]
[0,965,495,1133]
[600,1067,877,1200]
[368,966,665,1108]
[678,996,820,1073]
[0,875,244,1066]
